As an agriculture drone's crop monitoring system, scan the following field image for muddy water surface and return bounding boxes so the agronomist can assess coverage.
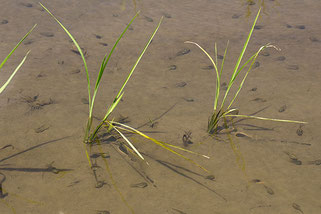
[0,0,321,213]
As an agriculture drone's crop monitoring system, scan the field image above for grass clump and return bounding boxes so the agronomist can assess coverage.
[39,3,209,171]
[0,25,36,95]
[185,8,306,134]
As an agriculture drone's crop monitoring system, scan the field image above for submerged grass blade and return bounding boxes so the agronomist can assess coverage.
[39,3,91,111]
[0,24,36,94]
[0,51,30,94]
[0,24,36,70]
[184,41,220,111]
[224,114,307,124]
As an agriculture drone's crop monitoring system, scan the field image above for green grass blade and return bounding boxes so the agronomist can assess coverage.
[214,42,218,66]
[0,51,30,94]
[115,16,164,101]
[39,3,91,112]
[224,114,307,124]
[220,8,261,109]
[219,40,229,78]
[100,17,163,124]
[0,24,36,71]
[91,12,140,115]
[227,45,267,109]
[184,41,220,111]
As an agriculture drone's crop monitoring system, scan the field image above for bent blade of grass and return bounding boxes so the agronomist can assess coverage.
[112,125,145,161]
[0,51,30,94]
[39,3,91,109]
[0,24,37,71]
[220,8,261,109]
[184,41,220,111]
[224,114,307,124]
[89,17,164,141]
[112,121,209,172]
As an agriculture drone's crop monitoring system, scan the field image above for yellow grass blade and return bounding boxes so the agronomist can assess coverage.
[225,114,307,124]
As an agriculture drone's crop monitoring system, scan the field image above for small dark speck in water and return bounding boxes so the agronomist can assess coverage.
[176,82,187,88]
[286,24,292,28]
[251,97,266,102]
[99,42,108,47]
[144,16,153,22]
[205,175,215,181]
[113,14,119,17]
[1,20,8,24]
[182,131,193,147]
[232,14,241,19]
[23,39,33,45]
[260,51,270,56]
[278,105,287,113]
[254,25,263,30]
[250,87,257,92]
[20,3,33,7]
[40,32,54,37]
[96,210,110,214]
[217,54,224,59]
[309,37,320,42]
[295,25,305,30]
[163,13,172,18]
[176,48,190,57]
[202,65,214,70]
[94,34,102,39]
[296,125,303,136]
[287,64,299,70]
[81,98,89,104]
[169,65,177,70]
[71,69,81,74]
[253,61,260,69]
[247,1,256,5]
[292,203,304,214]
[130,182,148,188]
[264,185,274,195]
[183,97,194,102]
[276,56,286,61]
[221,82,227,90]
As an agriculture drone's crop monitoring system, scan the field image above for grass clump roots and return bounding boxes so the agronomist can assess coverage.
[40,3,209,171]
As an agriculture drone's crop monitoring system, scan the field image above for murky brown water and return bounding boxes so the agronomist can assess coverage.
[1,0,321,213]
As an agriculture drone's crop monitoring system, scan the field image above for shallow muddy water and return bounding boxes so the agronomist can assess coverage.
[1,0,321,213]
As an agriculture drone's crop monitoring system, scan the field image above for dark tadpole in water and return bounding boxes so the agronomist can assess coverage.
[292,203,304,214]
[276,56,286,61]
[278,105,287,113]
[175,81,187,88]
[1,20,8,24]
[287,64,299,70]
[295,25,305,30]
[40,32,54,37]
[169,65,177,70]
[176,48,190,57]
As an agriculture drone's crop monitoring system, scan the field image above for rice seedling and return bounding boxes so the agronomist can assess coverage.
[39,3,209,171]
[185,8,307,134]
[0,24,37,95]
